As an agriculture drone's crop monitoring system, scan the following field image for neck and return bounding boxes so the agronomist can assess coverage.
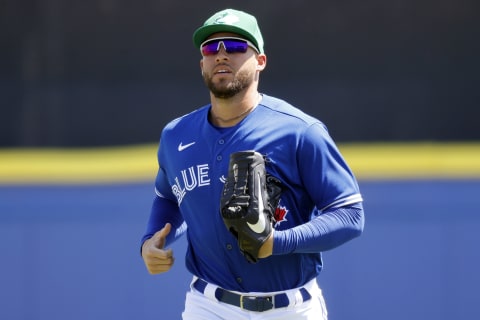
[209,92,261,127]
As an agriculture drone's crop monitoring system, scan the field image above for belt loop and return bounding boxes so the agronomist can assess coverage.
[285,290,297,308]
[294,289,304,305]
[190,276,199,290]
[203,282,218,302]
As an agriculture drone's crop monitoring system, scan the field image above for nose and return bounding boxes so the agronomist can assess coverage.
[215,45,229,60]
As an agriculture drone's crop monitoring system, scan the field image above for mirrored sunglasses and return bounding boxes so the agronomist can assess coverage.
[200,37,259,56]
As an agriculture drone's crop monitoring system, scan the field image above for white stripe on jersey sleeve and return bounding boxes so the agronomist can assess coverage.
[320,194,363,212]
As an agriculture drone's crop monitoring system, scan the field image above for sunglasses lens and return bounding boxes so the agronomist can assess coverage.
[201,39,249,55]
[201,42,220,55]
[222,40,249,53]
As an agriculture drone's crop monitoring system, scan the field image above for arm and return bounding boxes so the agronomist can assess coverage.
[141,195,186,274]
[260,123,365,257]
[269,203,364,256]
[141,194,186,247]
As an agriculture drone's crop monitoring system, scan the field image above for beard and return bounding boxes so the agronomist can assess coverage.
[203,68,254,99]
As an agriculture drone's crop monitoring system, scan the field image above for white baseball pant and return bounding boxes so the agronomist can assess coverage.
[182,277,328,319]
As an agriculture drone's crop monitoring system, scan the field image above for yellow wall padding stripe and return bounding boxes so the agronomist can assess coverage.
[339,142,480,180]
[0,144,158,185]
[0,142,479,184]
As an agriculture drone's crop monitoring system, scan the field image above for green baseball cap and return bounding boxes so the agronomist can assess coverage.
[193,9,264,53]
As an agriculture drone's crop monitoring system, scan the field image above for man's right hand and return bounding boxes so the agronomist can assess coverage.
[141,223,175,274]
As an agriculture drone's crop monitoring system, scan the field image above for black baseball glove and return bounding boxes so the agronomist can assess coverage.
[220,150,282,263]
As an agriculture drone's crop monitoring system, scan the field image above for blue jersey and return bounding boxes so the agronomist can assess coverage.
[143,94,363,292]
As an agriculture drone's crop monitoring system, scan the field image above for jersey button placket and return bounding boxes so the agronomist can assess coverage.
[216,139,225,162]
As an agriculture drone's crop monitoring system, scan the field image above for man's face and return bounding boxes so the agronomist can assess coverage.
[199,32,265,99]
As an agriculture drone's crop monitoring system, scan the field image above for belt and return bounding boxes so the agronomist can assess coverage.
[193,278,311,312]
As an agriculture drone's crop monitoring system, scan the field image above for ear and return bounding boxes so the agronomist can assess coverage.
[200,59,204,74]
[256,54,267,71]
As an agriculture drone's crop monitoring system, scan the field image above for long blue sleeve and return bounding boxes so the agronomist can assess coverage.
[141,195,186,247]
[272,203,364,254]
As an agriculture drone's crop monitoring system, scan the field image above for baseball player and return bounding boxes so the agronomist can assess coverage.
[141,8,365,319]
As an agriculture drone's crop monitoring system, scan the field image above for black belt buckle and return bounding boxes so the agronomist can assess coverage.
[240,295,274,312]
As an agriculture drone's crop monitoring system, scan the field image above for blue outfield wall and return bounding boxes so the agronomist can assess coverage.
[1,180,479,320]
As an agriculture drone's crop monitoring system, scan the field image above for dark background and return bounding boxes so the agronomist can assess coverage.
[1,0,479,147]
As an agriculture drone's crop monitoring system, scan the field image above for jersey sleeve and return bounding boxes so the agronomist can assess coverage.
[272,122,364,255]
[298,122,362,211]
